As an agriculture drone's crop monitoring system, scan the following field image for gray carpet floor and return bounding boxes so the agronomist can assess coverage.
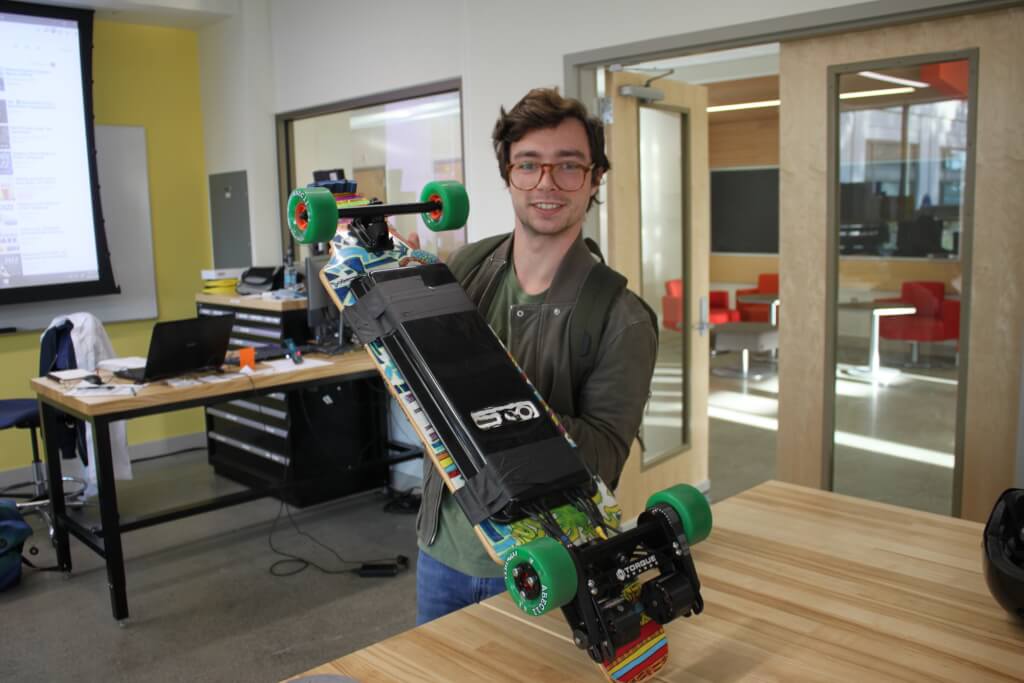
[2,453,419,683]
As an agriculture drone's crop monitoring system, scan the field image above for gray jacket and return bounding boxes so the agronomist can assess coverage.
[416,232,658,547]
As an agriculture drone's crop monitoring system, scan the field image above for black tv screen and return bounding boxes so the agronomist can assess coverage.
[0,1,118,305]
[711,168,779,254]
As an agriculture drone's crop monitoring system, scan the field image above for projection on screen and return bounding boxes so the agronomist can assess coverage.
[0,4,117,305]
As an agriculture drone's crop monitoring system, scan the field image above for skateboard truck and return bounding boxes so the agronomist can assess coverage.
[562,501,704,664]
[287,179,467,245]
[344,200,395,253]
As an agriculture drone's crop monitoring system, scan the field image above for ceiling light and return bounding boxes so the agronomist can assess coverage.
[706,98,780,113]
[857,70,930,88]
[839,86,915,100]
[706,85,915,113]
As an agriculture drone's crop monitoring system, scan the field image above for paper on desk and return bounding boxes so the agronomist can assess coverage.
[264,357,330,373]
[166,377,202,388]
[47,369,94,381]
[197,372,243,383]
[68,382,137,397]
[97,356,147,371]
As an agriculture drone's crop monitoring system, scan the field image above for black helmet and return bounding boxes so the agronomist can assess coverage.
[983,488,1024,621]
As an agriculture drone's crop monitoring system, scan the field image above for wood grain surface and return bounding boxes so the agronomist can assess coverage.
[195,292,308,312]
[289,481,1024,682]
[30,351,375,417]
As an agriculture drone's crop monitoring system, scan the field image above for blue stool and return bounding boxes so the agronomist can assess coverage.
[0,399,85,541]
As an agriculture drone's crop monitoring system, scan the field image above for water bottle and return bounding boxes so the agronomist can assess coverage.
[284,256,297,290]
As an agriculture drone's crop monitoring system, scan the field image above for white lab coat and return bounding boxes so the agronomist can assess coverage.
[43,313,132,494]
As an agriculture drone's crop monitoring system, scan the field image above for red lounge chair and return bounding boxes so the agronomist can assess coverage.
[876,281,960,365]
[736,273,779,322]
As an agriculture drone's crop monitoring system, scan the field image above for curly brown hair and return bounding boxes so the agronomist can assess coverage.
[492,88,610,210]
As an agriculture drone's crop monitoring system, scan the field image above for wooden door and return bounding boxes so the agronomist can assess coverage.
[605,70,711,517]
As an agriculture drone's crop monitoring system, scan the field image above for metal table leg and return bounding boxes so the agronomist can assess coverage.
[869,309,883,376]
[93,416,129,622]
[40,402,72,572]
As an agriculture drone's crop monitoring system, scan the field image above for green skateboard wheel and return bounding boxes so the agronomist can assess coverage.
[503,536,577,616]
[419,180,469,232]
[646,484,712,545]
[287,186,338,244]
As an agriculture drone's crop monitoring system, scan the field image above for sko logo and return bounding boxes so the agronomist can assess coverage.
[471,401,540,431]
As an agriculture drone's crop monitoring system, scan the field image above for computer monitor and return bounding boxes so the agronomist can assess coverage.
[305,254,342,347]
[896,214,946,257]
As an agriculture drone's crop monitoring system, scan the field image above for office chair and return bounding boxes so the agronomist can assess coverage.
[0,401,86,543]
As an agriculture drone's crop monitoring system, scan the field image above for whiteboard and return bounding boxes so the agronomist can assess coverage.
[0,125,158,331]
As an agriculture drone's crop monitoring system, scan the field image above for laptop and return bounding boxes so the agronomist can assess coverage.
[114,316,235,383]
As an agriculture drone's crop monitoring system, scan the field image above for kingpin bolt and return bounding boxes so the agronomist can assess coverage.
[675,548,684,556]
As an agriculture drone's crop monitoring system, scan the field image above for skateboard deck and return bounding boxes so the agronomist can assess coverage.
[316,193,669,682]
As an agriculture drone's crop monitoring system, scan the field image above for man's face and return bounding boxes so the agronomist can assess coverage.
[507,118,601,239]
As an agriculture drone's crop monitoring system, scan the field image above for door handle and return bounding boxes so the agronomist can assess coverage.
[696,295,710,336]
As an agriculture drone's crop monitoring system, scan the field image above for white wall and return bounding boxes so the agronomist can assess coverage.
[200,0,909,257]
[199,0,280,266]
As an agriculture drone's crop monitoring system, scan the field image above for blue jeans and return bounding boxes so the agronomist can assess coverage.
[416,549,506,625]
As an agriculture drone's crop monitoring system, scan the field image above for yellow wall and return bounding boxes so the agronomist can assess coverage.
[0,21,211,472]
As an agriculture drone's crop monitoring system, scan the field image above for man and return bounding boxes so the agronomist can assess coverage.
[416,88,658,624]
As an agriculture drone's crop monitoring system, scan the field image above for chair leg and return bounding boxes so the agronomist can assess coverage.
[13,425,87,537]
[29,425,47,499]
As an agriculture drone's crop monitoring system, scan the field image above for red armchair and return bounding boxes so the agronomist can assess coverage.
[661,280,738,331]
[877,281,960,364]
[662,280,684,331]
[709,290,740,324]
[736,273,779,322]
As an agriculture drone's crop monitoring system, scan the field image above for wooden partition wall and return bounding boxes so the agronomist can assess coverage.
[777,7,1024,521]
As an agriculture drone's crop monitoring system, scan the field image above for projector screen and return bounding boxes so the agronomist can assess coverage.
[0,2,118,306]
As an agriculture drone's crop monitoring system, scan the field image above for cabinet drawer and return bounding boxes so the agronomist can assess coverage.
[208,429,289,467]
[207,407,289,439]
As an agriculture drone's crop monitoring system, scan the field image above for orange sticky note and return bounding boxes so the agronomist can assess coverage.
[239,347,256,369]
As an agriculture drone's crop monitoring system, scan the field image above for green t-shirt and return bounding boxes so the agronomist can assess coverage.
[420,263,546,577]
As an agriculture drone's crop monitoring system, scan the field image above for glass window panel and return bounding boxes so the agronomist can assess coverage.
[290,90,466,258]
[639,106,686,465]
[832,59,969,515]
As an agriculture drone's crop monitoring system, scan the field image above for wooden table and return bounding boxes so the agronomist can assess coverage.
[838,301,917,379]
[32,351,378,622]
[290,481,1023,682]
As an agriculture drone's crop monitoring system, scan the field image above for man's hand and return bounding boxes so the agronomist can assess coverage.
[389,226,421,249]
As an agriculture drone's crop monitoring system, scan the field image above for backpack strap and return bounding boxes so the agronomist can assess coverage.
[447,233,509,284]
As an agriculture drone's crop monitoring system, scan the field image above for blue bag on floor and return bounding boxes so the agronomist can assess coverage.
[0,499,32,591]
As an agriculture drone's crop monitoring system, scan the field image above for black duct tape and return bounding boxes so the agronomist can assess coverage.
[454,437,591,526]
[343,274,475,345]
[453,469,510,526]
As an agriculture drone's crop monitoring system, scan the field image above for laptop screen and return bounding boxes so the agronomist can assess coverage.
[142,316,234,381]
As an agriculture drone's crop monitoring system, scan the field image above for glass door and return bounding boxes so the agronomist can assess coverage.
[830,56,974,514]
